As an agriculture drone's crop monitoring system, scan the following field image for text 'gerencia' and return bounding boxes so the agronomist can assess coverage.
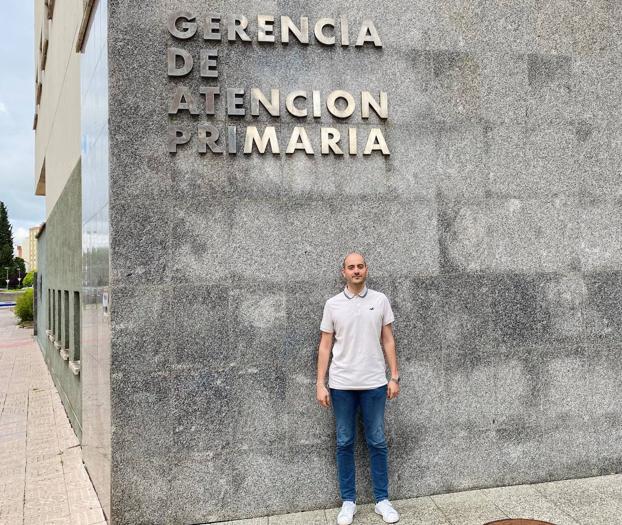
[167,12,390,157]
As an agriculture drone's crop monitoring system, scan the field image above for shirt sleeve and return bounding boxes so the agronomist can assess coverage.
[320,302,334,333]
[382,295,395,326]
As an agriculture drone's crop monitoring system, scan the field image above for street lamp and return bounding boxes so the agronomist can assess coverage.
[4,267,9,290]
[17,268,22,289]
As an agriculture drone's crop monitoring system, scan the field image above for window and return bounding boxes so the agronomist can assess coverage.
[46,0,56,19]
[57,290,62,341]
[73,292,81,361]
[63,290,69,349]
[34,3,51,130]
[40,15,49,70]
[51,289,56,336]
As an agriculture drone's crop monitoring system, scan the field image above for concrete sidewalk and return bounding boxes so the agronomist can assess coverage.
[1,308,621,525]
[214,474,622,525]
[0,309,106,525]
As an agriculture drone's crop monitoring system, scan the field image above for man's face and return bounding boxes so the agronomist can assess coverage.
[341,254,368,287]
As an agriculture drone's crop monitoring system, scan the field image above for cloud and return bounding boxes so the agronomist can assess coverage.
[0,101,9,122]
[0,4,43,237]
[14,227,29,244]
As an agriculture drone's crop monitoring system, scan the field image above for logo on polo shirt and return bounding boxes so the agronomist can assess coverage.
[369,307,374,310]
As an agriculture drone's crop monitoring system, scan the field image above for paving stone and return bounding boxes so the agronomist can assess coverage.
[68,508,106,525]
[535,477,622,525]
[393,496,452,524]
[0,311,107,525]
[430,490,509,525]
[268,509,327,524]
[481,484,581,525]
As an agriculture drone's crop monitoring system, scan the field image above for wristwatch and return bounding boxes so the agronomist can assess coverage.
[389,376,400,384]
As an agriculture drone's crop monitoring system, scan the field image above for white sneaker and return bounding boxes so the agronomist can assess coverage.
[337,501,357,525]
[374,499,399,523]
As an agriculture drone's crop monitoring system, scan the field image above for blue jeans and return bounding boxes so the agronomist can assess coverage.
[330,385,388,503]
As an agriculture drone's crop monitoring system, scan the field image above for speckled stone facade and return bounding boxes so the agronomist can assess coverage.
[103,1,622,523]
[36,164,83,439]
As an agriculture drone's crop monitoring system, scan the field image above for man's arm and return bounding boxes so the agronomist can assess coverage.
[381,323,400,400]
[316,331,334,407]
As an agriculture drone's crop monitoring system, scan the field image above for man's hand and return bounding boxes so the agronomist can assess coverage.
[387,381,400,400]
[317,384,331,407]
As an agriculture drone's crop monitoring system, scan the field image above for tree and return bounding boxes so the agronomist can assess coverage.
[0,202,13,268]
[11,257,26,287]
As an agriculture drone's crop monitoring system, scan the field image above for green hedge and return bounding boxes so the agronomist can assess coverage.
[14,288,34,323]
[23,271,35,287]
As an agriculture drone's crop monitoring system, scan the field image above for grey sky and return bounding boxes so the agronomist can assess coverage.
[0,2,44,248]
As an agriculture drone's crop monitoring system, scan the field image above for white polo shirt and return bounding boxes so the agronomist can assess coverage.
[320,286,395,390]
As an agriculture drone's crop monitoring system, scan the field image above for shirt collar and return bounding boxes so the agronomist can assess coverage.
[343,285,368,299]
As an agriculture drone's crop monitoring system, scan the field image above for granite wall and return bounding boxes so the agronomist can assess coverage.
[104,1,622,523]
[35,163,83,438]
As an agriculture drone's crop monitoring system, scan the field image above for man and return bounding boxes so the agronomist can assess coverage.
[317,252,400,525]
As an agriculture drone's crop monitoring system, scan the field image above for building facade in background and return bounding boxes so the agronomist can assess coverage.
[35,1,622,524]
[25,224,41,271]
[22,242,30,272]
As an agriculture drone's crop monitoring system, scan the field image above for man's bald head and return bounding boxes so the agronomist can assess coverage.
[342,252,367,269]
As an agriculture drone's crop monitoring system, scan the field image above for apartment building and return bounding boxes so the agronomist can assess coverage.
[27,224,40,271]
